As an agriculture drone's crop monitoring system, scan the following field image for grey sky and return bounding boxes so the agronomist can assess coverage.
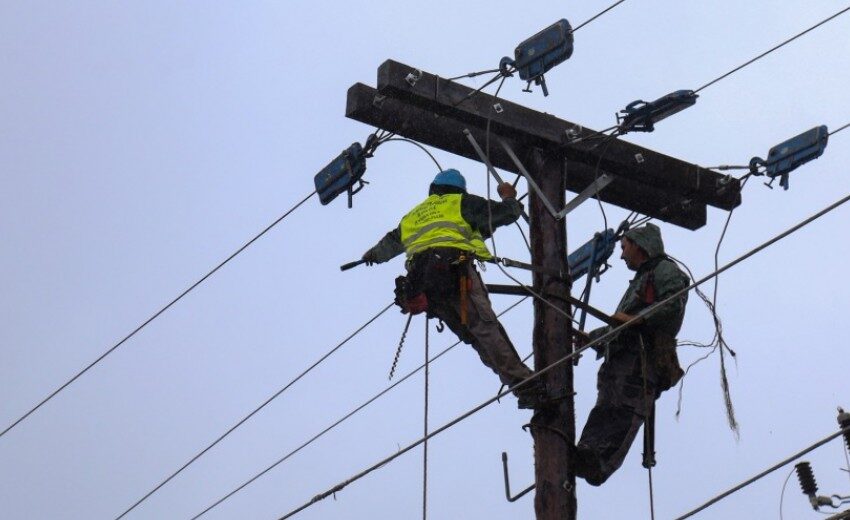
[2,1,849,519]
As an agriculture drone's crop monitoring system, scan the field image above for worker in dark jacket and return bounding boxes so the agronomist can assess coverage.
[362,169,543,409]
[575,223,688,485]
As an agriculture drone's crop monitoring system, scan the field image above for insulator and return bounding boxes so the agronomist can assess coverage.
[795,461,818,497]
[838,407,850,453]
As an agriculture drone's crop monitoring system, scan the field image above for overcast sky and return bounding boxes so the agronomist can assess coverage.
[2,1,850,519]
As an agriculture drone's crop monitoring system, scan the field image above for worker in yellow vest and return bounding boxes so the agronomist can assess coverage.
[362,169,543,409]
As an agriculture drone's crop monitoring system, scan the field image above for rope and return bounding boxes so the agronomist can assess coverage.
[422,319,430,520]
[0,190,317,440]
[674,427,850,520]
[694,5,850,93]
[275,191,850,519]
[189,298,530,519]
[114,301,394,519]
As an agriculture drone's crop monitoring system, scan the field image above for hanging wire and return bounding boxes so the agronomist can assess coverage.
[694,5,850,93]
[0,190,317,440]
[668,176,751,433]
[276,191,850,520]
[114,301,394,519]
[675,427,850,520]
[190,298,530,519]
[377,138,444,172]
[778,465,797,520]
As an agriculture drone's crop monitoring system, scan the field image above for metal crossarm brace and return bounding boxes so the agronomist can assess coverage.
[496,134,613,219]
[460,129,530,224]
[465,130,613,220]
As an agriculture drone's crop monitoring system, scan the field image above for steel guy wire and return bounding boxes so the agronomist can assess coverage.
[674,427,850,520]
[189,298,530,519]
[694,5,850,93]
[276,190,850,519]
[0,190,317,441]
[113,301,394,520]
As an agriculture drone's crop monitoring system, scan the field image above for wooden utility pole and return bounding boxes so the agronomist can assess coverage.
[345,59,740,520]
[528,150,575,517]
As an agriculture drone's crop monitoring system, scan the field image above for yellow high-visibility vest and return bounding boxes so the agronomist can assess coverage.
[400,194,492,260]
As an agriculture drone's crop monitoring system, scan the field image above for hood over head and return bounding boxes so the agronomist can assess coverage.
[624,223,665,258]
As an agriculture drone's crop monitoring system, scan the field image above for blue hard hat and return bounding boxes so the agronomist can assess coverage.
[432,169,466,191]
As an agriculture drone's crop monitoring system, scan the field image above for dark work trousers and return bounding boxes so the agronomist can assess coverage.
[577,342,657,486]
[425,262,534,388]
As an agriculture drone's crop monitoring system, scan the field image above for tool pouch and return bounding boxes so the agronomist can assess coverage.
[394,275,428,315]
[407,248,463,299]
[652,332,684,393]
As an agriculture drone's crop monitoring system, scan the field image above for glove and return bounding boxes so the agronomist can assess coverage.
[497,182,517,200]
[362,248,381,266]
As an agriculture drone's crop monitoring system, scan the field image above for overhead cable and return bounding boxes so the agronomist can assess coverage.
[0,190,317,440]
[113,301,393,520]
[572,0,629,33]
[829,122,850,136]
[674,427,850,520]
[190,298,530,519]
[277,190,850,519]
[694,6,850,93]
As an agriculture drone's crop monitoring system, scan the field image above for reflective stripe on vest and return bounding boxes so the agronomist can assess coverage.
[400,194,492,260]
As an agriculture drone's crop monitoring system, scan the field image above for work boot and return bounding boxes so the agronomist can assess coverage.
[573,443,606,486]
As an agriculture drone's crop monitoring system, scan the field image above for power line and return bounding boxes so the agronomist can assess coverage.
[572,0,628,33]
[830,122,850,136]
[674,427,850,520]
[113,301,393,519]
[694,5,850,93]
[276,190,850,519]
[189,298,530,519]
[0,190,317,440]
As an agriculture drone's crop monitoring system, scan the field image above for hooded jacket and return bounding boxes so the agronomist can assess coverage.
[590,223,689,391]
